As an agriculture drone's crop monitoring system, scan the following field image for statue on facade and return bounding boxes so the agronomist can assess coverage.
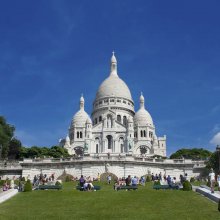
[84,143,88,152]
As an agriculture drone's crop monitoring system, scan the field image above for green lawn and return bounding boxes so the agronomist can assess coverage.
[0,182,219,220]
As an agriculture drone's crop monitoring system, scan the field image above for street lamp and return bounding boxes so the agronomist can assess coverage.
[0,145,2,159]
[216,145,220,172]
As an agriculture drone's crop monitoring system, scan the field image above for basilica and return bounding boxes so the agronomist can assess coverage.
[61,53,166,157]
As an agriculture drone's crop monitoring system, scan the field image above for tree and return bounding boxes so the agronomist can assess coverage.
[206,152,219,174]
[8,138,22,159]
[0,116,15,158]
[48,146,69,158]
[170,148,212,160]
[19,145,69,159]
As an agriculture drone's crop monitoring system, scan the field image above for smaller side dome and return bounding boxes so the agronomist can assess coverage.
[134,93,154,126]
[65,135,70,142]
[86,117,92,124]
[71,95,90,127]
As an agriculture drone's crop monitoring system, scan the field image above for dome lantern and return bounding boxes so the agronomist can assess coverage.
[80,94,84,110]
[110,51,117,76]
[140,92,145,109]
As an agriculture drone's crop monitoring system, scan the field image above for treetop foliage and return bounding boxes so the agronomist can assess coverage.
[20,145,69,159]
[170,148,212,160]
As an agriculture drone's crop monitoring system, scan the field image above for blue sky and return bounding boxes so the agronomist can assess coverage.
[0,1,220,156]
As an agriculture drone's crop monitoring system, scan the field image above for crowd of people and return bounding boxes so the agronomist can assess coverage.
[2,169,220,193]
[33,173,55,186]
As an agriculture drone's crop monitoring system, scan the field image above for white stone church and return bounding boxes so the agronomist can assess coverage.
[61,53,166,158]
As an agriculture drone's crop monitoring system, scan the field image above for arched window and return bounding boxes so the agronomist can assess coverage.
[99,116,102,122]
[77,132,79,138]
[117,115,121,123]
[96,144,99,153]
[95,118,97,124]
[119,137,124,153]
[95,138,99,153]
[141,130,143,137]
[107,115,112,128]
[106,135,113,149]
[80,132,82,138]
[123,116,127,126]
[144,130,146,137]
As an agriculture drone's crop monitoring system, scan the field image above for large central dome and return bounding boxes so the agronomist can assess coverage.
[95,74,132,100]
[95,53,133,101]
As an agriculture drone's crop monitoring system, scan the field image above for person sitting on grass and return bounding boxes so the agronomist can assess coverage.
[83,181,94,191]
[140,176,145,186]
[3,181,9,191]
[167,175,172,186]
[131,176,138,186]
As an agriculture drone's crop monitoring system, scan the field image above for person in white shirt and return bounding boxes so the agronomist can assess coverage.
[209,168,215,193]
[217,172,220,191]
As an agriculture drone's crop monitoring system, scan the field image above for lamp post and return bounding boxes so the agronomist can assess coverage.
[0,144,2,160]
[216,145,220,172]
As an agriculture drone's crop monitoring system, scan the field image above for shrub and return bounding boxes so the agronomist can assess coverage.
[190,177,195,183]
[183,180,192,191]
[65,175,71,182]
[24,180,32,192]
[146,175,151,182]
[55,181,62,186]
[0,180,4,186]
[154,180,161,186]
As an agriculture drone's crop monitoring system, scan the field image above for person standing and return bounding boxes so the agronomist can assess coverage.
[126,175,131,186]
[107,175,111,184]
[209,168,215,193]
[217,172,220,191]
[79,175,85,187]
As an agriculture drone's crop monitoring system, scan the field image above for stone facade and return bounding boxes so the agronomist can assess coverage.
[61,53,166,158]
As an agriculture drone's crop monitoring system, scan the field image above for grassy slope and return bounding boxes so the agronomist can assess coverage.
[0,182,219,220]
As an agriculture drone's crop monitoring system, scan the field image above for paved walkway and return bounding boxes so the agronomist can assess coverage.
[0,189,18,204]
[195,185,220,203]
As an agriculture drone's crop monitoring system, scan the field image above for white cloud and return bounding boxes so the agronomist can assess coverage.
[15,128,66,147]
[15,130,38,147]
[210,132,220,145]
